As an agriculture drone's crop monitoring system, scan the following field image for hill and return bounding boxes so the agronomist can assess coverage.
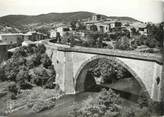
[109,16,141,23]
[0,11,94,27]
[0,11,140,27]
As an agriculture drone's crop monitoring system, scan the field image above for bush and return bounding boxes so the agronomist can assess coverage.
[32,99,55,113]
[0,44,59,115]
[27,87,63,113]
[70,89,151,117]
[31,54,41,67]
[40,54,52,68]
[12,47,27,58]
[16,69,33,89]
[91,59,129,83]
[70,89,121,117]
[115,36,131,50]
[8,83,19,99]
[0,66,5,81]
[37,44,46,54]
[0,44,56,92]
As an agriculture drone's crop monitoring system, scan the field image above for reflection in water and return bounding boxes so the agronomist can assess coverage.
[84,71,97,91]
[83,70,144,103]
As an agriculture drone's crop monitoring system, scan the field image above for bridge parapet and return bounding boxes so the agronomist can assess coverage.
[43,41,162,64]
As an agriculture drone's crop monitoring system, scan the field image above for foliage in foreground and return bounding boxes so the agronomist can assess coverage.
[0,44,56,99]
[70,89,151,117]
[1,87,64,115]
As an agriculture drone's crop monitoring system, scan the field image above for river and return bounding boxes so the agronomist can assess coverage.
[9,79,143,117]
[30,85,140,117]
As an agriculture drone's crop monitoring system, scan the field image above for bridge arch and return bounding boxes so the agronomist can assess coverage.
[74,55,150,98]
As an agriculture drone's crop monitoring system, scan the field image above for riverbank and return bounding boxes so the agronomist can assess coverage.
[0,83,64,116]
[0,81,161,117]
[8,91,146,117]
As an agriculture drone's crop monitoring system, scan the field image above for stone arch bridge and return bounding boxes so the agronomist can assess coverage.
[43,41,163,102]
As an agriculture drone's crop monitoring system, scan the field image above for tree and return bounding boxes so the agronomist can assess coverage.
[12,47,27,58]
[0,65,5,81]
[85,33,96,47]
[91,59,129,84]
[37,44,46,54]
[40,54,52,68]
[2,59,19,81]
[78,22,86,30]
[96,36,103,48]
[70,20,77,30]
[0,43,56,92]
[8,83,19,99]
[145,37,159,48]
[56,32,61,43]
[115,36,131,50]
[131,28,139,35]
[31,54,41,67]
[147,23,163,48]
[30,67,50,87]
[70,20,86,31]
[70,88,151,117]
[115,22,122,27]
[36,27,50,36]
[16,69,32,89]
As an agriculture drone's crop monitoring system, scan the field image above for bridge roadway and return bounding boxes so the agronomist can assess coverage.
[42,40,163,64]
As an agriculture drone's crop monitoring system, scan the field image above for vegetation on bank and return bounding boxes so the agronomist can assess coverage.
[0,86,63,115]
[69,88,157,117]
[0,44,56,91]
[0,44,64,115]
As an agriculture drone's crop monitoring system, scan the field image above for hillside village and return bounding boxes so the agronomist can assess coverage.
[0,13,163,66]
[0,13,163,49]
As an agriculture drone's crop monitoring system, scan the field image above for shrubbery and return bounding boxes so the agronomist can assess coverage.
[70,89,151,117]
[2,87,64,115]
[90,59,131,84]
[0,44,60,115]
[0,44,56,97]
[31,99,55,113]
[7,82,19,100]
[27,87,63,113]
[115,36,131,50]
[70,89,121,117]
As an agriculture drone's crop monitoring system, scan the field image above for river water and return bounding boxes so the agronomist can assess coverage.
[9,78,143,117]
[31,85,140,117]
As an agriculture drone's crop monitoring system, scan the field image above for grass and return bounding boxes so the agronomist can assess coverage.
[0,85,64,116]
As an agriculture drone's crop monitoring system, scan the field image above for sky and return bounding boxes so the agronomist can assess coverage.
[0,0,163,23]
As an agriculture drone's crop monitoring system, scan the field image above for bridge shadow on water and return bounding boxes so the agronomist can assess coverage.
[83,72,142,103]
[83,83,163,115]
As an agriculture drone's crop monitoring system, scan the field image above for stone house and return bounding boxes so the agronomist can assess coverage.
[0,33,24,45]
[50,25,71,38]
